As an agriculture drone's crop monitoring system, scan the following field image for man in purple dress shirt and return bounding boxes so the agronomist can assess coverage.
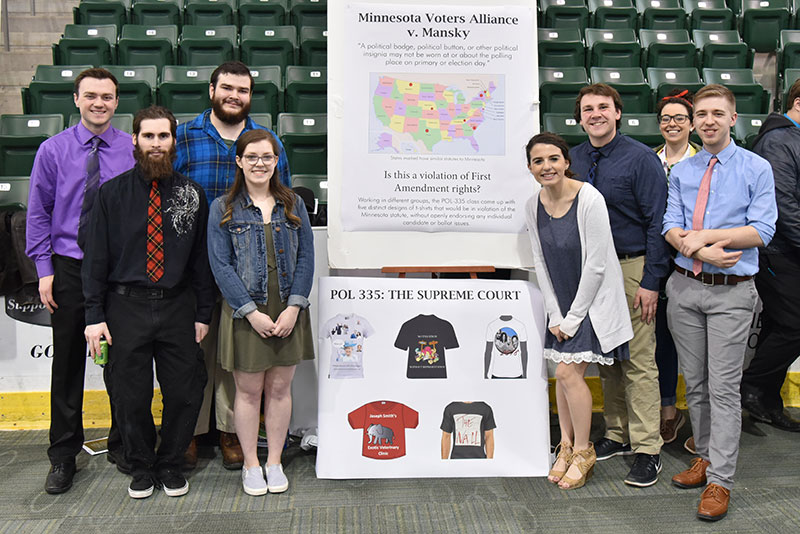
[26,68,136,494]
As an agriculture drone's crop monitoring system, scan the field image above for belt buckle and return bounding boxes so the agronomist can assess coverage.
[147,288,164,299]
[700,272,714,286]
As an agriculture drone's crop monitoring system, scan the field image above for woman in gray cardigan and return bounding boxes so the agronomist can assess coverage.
[525,132,633,490]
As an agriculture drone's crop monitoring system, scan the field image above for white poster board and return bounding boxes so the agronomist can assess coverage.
[327,0,539,268]
[315,276,550,479]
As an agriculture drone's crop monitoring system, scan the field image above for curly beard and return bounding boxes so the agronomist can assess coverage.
[134,144,176,181]
[211,92,251,125]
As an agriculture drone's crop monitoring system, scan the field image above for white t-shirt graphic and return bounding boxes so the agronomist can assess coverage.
[324,313,375,379]
[485,316,528,378]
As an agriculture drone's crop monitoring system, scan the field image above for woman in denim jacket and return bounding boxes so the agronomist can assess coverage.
[207,129,314,497]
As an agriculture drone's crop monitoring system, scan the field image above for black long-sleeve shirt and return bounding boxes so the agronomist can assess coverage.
[82,165,215,324]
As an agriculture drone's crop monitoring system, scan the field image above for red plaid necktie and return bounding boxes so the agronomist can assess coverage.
[146,180,164,282]
[691,156,718,275]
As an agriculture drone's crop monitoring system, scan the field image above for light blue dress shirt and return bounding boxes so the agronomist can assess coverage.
[662,140,777,276]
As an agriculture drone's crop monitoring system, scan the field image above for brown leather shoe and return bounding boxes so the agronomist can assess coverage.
[672,457,710,489]
[684,436,696,455]
[220,432,244,470]
[697,483,730,521]
[183,437,198,471]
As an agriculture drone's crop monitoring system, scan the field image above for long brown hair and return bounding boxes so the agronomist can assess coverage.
[220,129,301,226]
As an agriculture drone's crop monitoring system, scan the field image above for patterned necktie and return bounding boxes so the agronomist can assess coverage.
[146,180,164,282]
[77,136,101,249]
[586,149,601,185]
[691,156,718,275]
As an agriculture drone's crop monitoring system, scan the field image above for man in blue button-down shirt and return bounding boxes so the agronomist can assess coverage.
[664,84,777,521]
[174,61,292,470]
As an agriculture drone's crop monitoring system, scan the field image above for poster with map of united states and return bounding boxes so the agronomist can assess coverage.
[369,73,505,154]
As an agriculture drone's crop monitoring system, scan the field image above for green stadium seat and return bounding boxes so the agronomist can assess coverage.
[285,66,326,113]
[290,0,327,31]
[639,29,697,69]
[300,26,327,67]
[589,0,639,29]
[619,113,663,145]
[23,82,79,124]
[53,24,117,67]
[590,67,653,112]
[0,177,31,211]
[117,24,178,71]
[73,0,128,29]
[100,65,157,113]
[740,0,792,53]
[69,112,134,133]
[173,112,199,125]
[636,0,687,30]
[585,28,641,68]
[779,30,800,72]
[250,113,274,130]
[291,174,327,204]
[178,25,237,66]
[783,68,800,107]
[0,115,64,176]
[238,0,288,27]
[33,65,93,82]
[184,0,235,26]
[540,0,590,32]
[693,29,751,69]
[538,27,585,68]
[646,67,704,100]
[542,113,589,146]
[63,23,118,44]
[248,65,283,116]
[277,113,327,174]
[239,25,297,72]
[539,66,589,116]
[130,0,182,27]
[158,65,214,113]
[732,114,767,149]
[684,0,735,31]
[702,68,768,113]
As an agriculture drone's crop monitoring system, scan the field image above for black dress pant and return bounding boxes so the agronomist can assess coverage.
[105,288,207,478]
[742,252,800,410]
[49,255,121,464]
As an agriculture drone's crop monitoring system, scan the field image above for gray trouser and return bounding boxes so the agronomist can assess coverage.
[666,272,758,489]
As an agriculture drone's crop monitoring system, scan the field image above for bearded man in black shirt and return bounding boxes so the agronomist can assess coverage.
[82,105,215,499]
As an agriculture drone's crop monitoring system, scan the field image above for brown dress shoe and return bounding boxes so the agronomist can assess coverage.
[697,483,730,521]
[183,437,198,471]
[220,432,244,470]
[672,457,710,489]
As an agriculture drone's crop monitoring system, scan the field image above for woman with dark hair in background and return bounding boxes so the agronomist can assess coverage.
[525,132,633,490]
[207,129,314,496]
[653,89,701,452]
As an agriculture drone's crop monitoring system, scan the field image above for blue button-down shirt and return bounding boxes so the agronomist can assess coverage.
[174,109,292,204]
[570,132,670,291]
[662,140,777,276]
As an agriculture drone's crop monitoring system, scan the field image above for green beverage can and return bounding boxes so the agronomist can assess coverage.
[94,338,109,365]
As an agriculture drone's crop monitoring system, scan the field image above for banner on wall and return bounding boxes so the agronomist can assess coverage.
[315,277,551,479]
[340,3,536,233]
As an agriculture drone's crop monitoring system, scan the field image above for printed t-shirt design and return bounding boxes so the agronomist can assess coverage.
[394,314,459,379]
[486,316,527,378]
[348,401,419,459]
[323,313,375,379]
[440,401,497,459]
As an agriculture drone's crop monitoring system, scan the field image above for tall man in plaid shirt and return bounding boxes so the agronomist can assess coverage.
[174,61,292,469]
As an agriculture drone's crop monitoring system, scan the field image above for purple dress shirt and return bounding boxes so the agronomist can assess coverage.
[26,122,136,278]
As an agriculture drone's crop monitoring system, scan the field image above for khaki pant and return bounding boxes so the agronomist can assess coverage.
[194,299,237,435]
[598,256,663,455]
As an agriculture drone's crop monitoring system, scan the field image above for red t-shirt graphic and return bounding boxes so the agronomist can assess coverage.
[348,401,419,459]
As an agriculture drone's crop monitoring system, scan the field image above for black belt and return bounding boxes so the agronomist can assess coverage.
[674,265,753,286]
[617,250,646,260]
[111,284,186,299]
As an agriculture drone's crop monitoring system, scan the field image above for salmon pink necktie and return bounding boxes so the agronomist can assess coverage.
[691,156,718,275]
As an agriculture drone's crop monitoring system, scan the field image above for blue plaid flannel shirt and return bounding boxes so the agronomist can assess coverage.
[174,109,292,204]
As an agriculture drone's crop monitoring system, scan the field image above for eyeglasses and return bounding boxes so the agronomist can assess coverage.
[658,114,690,125]
[243,154,276,165]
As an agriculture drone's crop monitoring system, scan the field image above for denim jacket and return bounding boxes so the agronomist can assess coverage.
[207,191,314,318]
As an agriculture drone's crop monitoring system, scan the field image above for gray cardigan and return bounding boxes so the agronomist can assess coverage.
[525,183,633,353]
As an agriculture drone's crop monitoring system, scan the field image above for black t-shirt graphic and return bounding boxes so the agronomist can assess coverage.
[394,314,459,379]
[440,401,496,459]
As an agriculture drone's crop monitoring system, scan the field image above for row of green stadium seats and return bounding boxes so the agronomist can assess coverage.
[54,24,326,70]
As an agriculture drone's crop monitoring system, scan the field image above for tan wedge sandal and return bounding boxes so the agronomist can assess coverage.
[559,442,596,490]
[548,442,574,483]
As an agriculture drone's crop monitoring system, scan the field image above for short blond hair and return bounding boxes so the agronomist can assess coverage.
[694,84,736,110]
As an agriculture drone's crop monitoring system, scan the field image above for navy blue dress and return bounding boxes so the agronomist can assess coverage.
[537,196,629,365]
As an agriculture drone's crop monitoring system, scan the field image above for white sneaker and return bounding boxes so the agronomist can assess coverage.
[265,463,288,493]
[242,466,267,496]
